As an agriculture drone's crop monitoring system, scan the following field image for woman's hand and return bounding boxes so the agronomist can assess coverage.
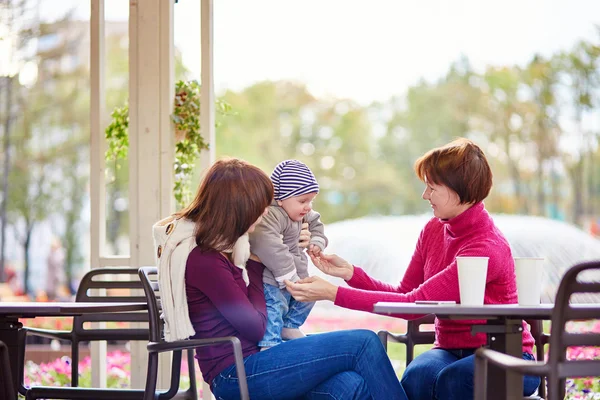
[285,276,338,302]
[299,222,311,248]
[309,253,354,281]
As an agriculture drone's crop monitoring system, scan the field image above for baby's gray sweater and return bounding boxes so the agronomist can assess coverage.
[249,203,327,288]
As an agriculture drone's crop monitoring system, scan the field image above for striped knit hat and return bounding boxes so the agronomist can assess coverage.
[271,160,319,201]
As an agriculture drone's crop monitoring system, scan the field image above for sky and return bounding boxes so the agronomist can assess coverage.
[39,0,600,106]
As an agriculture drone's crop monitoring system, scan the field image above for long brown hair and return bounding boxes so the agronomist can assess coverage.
[414,137,493,204]
[176,158,273,252]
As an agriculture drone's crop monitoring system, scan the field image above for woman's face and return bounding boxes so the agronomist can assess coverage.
[247,207,269,233]
[422,178,470,220]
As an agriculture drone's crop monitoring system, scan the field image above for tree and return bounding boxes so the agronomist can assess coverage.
[475,65,541,214]
[4,5,90,294]
[558,38,600,224]
[522,54,562,217]
[215,80,401,223]
[378,57,479,214]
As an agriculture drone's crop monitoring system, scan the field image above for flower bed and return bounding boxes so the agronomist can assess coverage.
[562,321,600,399]
[23,317,599,398]
[24,351,131,388]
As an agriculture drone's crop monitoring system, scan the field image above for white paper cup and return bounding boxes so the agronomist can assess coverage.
[457,256,489,306]
[514,257,544,306]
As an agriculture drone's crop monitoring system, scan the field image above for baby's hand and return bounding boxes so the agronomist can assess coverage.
[299,223,311,248]
[308,244,321,257]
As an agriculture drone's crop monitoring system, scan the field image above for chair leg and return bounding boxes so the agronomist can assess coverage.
[0,341,17,400]
[230,339,249,400]
[558,378,566,400]
[406,341,414,366]
[18,329,28,396]
[186,349,198,400]
[144,352,160,400]
[473,353,487,400]
[377,331,388,351]
[530,320,547,399]
[72,340,79,387]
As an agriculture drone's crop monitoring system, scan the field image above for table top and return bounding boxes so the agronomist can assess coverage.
[373,302,562,319]
[0,302,147,318]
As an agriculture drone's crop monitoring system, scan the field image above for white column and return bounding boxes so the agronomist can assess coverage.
[89,0,107,388]
[128,0,174,390]
[200,0,215,170]
[200,2,216,398]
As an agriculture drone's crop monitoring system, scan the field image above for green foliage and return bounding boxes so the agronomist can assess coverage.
[105,105,129,163]
[2,4,91,293]
[172,80,234,207]
[105,80,233,209]
[215,81,404,222]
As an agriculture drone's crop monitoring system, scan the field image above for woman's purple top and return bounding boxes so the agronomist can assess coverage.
[185,249,267,384]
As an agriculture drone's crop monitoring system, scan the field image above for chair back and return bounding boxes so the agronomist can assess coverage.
[138,266,164,343]
[0,340,16,400]
[547,260,600,394]
[73,267,149,341]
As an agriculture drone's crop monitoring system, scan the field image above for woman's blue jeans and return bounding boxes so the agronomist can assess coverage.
[401,348,540,400]
[210,329,407,400]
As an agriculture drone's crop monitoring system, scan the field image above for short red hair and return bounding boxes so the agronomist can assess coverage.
[414,138,493,204]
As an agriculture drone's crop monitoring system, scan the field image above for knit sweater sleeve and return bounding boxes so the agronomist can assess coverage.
[306,210,328,251]
[186,251,267,343]
[345,227,426,294]
[335,242,492,313]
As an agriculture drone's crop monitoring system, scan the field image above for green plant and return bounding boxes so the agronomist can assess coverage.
[105,105,129,162]
[104,80,233,208]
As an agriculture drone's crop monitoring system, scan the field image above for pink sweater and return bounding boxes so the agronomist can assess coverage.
[335,202,534,353]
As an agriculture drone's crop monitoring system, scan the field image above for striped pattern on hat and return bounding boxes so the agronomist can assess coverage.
[271,160,319,201]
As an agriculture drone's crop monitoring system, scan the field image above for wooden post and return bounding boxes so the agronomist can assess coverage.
[89,0,107,388]
[128,0,174,390]
[200,0,215,171]
[200,3,216,397]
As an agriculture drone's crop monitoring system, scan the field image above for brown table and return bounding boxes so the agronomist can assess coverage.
[0,302,147,399]
[373,302,563,400]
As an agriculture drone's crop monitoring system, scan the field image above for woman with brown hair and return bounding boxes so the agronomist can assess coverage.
[153,158,407,400]
[286,138,540,400]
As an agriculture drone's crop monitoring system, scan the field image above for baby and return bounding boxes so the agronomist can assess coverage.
[249,159,328,348]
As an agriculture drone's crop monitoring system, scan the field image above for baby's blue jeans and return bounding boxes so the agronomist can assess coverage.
[258,282,315,347]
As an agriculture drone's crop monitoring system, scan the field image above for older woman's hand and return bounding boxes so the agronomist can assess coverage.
[285,276,338,302]
[309,253,354,281]
[299,222,311,248]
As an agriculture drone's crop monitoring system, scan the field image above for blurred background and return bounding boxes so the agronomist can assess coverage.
[1,0,599,300]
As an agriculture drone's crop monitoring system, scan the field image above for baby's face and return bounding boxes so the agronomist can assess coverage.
[277,192,318,222]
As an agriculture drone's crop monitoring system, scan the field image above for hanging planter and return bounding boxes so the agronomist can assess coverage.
[105,79,232,209]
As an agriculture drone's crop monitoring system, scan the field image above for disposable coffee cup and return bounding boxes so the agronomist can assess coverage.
[514,257,544,306]
[457,256,489,306]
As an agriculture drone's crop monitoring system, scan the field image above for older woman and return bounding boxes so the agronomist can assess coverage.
[286,138,540,400]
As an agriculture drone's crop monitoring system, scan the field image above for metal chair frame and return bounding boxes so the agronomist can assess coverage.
[138,266,250,400]
[20,267,197,400]
[0,340,16,400]
[474,260,600,400]
[378,315,548,399]
[378,314,436,366]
